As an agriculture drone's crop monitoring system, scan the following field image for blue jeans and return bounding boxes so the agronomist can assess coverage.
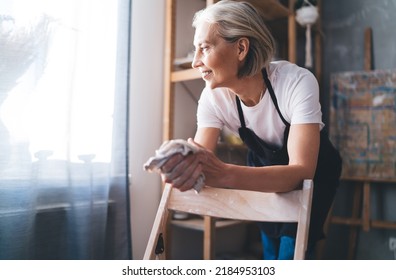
[260,231,295,260]
[260,230,315,260]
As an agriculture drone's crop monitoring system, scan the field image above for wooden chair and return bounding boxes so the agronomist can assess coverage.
[144,179,314,260]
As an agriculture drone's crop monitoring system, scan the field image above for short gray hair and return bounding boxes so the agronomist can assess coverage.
[192,0,276,78]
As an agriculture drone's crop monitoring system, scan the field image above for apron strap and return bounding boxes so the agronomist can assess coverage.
[262,68,290,127]
[235,95,246,128]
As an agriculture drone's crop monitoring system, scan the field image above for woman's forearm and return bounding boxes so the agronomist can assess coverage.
[207,163,311,193]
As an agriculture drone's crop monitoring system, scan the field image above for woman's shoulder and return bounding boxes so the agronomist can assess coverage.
[268,60,317,86]
[199,87,235,110]
[269,60,312,76]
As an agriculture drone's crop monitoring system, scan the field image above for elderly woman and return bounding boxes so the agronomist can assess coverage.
[161,0,341,260]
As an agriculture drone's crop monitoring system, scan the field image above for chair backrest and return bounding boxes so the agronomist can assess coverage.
[144,179,313,260]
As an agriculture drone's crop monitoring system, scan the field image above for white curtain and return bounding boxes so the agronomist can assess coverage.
[0,0,131,259]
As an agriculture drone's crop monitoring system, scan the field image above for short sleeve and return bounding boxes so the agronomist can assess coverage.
[287,69,323,129]
[196,88,224,129]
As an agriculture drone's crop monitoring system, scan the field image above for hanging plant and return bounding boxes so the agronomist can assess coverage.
[294,0,319,68]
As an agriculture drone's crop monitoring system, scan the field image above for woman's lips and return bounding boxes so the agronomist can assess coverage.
[201,70,212,79]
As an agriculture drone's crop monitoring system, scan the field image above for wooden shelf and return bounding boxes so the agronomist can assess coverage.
[171,217,246,231]
[171,68,201,82]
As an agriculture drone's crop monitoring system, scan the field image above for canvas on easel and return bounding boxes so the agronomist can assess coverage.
[329,69,396,179]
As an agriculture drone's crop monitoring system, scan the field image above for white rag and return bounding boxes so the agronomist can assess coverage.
[143,139,205,193]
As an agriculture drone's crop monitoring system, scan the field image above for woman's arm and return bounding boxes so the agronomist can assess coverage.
[201,123,320,192]
[194,127,220,151]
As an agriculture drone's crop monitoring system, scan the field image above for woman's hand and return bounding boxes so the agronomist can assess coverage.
[188,138,228,187]
[160,138,228,191]
[160,148,204,192]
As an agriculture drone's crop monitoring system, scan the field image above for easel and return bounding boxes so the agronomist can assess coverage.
[317,28,396,259]
[323,177,396,259]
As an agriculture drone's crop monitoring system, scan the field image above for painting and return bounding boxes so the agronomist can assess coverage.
[329,69,396,179]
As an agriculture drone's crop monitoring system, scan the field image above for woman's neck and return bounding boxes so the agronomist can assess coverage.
[231,72,266,107]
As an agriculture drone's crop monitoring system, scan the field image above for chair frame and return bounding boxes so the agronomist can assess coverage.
[144,179,313,260]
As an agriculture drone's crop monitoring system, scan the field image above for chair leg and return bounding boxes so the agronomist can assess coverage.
[143,184,172,260]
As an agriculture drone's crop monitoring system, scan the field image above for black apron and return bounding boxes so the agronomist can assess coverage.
[236,68,342,244]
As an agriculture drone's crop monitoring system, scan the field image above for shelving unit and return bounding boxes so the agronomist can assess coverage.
[162,0,299,259]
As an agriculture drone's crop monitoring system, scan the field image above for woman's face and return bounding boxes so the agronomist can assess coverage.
[192,22,241,89]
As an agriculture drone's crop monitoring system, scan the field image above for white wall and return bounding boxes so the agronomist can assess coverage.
[128,0,207,259]
[129,0,165,259]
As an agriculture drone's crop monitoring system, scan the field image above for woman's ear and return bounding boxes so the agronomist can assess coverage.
[237,37,249,61]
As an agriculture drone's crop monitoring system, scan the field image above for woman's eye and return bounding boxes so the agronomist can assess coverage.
[193,46,209,54]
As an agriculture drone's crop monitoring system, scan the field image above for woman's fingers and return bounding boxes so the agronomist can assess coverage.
[159,144,215,191]
[160,153,184,174]
[161,152,202,191]
[174,158,203,192]
[162,153,193,181]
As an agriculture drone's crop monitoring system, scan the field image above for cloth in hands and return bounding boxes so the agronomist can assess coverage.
[143,139,205,193]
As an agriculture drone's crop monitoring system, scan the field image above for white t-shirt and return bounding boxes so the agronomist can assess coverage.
[197,60,324,148]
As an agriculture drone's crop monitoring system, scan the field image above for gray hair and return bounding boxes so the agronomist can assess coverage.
[192,0,276,78]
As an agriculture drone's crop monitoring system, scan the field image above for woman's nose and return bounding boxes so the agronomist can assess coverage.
[192,52,202,69]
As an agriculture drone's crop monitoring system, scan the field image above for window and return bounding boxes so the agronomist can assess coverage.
[0,0,131,259]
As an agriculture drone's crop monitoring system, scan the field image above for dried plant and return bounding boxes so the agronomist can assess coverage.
[0,14,53,95]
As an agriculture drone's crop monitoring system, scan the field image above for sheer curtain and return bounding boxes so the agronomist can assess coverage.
[0,0,131,259]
